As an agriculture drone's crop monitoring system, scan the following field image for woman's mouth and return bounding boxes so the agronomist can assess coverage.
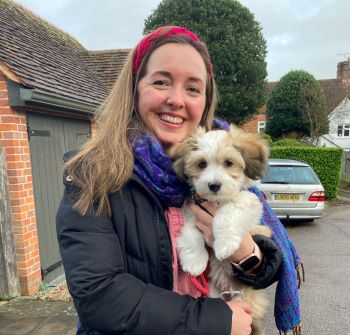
[158,113,184,125]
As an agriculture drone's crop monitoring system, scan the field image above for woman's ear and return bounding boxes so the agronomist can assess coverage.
[228,125,269,180]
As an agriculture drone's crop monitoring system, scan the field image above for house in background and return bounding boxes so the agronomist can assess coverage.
[316,97,350,151]
[243,58,350,135]
[0,0,128,295]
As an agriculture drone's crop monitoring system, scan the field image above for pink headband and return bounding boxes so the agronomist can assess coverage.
[132,26,213,79]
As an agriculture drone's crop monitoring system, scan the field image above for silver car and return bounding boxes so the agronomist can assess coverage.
[257,159,325,220]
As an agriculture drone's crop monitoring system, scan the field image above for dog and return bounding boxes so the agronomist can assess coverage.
[169,125,271,335]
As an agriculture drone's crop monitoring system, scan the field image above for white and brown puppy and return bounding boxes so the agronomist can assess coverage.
[169,125,271,335]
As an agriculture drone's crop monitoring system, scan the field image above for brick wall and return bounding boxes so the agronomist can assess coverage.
[0,74,41,295]
[337,58,350,82]
[242,106,266,133]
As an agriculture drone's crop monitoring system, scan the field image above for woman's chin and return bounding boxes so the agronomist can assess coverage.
[156,132,187,149]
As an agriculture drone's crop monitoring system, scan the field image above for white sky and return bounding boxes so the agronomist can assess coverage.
[15,0,350,81]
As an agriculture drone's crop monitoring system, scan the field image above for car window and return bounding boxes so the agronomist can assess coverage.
[262,165,320,184]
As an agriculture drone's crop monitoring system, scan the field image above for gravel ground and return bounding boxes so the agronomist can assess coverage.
[37,282,72,302]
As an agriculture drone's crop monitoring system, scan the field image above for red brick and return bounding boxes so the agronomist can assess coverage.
[11,204,29,213]
[8,183,24,192]
[7,161,25,170]
[30,262,41,273]
[17,124,27,132]
[8,175,26,184]
[3,132,23,139]
[29,249,40,259]
[27,223,37,232]
[21,154,30,162]
[12,212,28,221]
[0,139,20,147]
[10,190,28,198]
[23,182,33,190]
[0,123,17,131]
[23,168,32,176]
[0,98,9,106]
[0,81,8,90]
[6,154,23,162]
[20,279,41,296]
[17,245,35,256]
[0,106,15,114]
[0,115,22,123]
[26,210,36,219]
[19,269,41,283]
[4,147,23,155]
[10,198,26,206]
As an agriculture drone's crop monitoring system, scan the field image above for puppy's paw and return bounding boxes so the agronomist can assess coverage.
[179,250,209,276]
[213,235,242,261]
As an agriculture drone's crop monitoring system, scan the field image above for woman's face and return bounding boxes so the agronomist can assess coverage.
[137,43,207,149]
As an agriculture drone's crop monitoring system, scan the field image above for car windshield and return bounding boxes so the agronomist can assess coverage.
[262,165,320,185]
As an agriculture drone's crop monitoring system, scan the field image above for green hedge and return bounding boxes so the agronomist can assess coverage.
[270,146,343,199]
[272,139,311,147]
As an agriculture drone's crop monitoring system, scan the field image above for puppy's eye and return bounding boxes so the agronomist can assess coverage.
[198,161,207,169]
[224,160,234,167]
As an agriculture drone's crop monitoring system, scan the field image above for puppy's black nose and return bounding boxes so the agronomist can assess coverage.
[208,182,221,193]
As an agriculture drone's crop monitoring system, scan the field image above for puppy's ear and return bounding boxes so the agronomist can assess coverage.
[168,141,187,180]
[228,124,269,180]
[168,126,204,180]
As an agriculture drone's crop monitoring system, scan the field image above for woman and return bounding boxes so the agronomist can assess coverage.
[57,26,301,335]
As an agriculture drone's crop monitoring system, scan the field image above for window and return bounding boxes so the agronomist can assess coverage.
[262,165,319,185]
[258,121,266,133]
[337,124,350,137]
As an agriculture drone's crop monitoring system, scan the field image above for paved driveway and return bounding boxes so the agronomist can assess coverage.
[264,203,350,334]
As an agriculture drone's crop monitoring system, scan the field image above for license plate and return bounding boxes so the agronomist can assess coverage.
[274,194,300,201]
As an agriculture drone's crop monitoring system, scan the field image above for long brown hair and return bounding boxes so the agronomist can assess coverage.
[66,30,218,216]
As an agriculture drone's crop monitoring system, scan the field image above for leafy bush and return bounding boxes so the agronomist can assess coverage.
[272,139,311,147]
[270,146,343,199]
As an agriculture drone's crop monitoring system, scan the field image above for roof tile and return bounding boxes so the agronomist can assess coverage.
[0,0,108,106]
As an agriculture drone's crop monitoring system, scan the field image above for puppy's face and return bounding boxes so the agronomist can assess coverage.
[170,125,268,203]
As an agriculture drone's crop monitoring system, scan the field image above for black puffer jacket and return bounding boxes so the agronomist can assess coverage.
[56,174,282,335]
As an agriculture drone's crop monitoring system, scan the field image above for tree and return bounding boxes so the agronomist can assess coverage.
[144,0,267,125]
[266,70,327,139]
[298,84,329,143]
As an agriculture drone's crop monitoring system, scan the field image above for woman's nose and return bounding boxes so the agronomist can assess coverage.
[166,87,185,109]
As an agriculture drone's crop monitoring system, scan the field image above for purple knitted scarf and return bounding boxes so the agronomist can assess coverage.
[131,120,302,333]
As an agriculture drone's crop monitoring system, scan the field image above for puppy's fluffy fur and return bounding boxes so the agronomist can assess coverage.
[169,125,270,335]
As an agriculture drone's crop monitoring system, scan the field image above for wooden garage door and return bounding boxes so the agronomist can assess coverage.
[27,113,90,283]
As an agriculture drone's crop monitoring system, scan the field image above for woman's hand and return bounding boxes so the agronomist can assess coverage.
[226,300,253,335]
[190,202,259,267]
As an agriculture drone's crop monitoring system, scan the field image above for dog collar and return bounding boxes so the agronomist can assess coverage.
[190,189,207,205]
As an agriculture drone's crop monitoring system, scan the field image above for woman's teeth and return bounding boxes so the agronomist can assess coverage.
[159,114,184,124]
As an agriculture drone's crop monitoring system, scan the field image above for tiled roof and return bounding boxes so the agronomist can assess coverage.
[318,79,350,112]
[0,0,108,106]
[81,49,131,90]
[266,78,350,113]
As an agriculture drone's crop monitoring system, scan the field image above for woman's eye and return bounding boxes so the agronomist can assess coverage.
[198,161,207,169]
[187,86,201,95]
[153,80,168,87]
[224,160,234,167]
